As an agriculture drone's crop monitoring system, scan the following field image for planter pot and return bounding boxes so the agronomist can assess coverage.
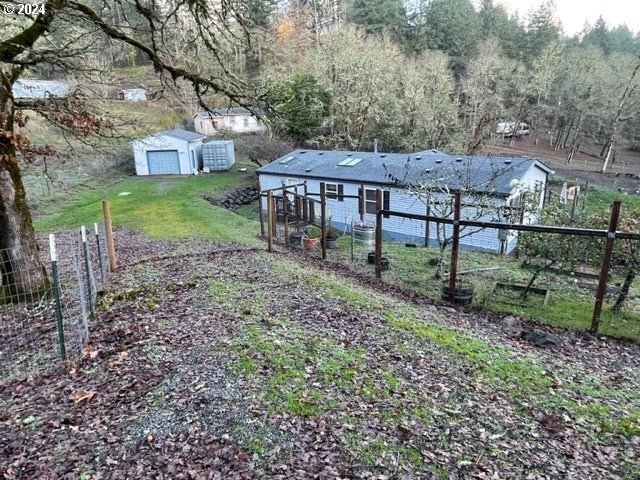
[353,225,375,245]
[303,237,318,251]
[289,231,303,246]
[367,252,389,271]
[440,281,474,306]
[379,257,390,271]
[326,238,338,249]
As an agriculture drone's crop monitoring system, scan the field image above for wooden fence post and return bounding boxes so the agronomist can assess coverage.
[424,193,431,248]
[258,193,265,237]
[320,182,327,260]
[102,200,117,272]
[590,201,621,334]
[271,194,277,237]
[447,192,461,303]
[266,191,273,252]
[360,183,365,224]
[375,189,383,279]
[303,181,309,221]
[282,183,289,245]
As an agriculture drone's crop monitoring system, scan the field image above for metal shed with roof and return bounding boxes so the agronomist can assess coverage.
[132,129,205,176]
[256,149,554,253]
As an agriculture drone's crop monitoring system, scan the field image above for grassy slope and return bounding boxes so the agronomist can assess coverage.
[34,159,261,246]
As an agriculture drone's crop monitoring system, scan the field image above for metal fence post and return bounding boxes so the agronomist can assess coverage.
[94,223,105,283]
[375,189,383,279]
[424,193,431,248]
[282,183,289,245]
[590,201,621,334]
[448,192,461,303]
[320,182,327,260]
[81,226,95,317]
[49,234,67,361]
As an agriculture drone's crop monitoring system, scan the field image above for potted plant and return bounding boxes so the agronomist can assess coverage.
[326,223,341,249]
[289,230,303,246]
[303,226,320,250]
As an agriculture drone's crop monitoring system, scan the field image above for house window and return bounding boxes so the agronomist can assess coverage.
[365,188,390,217]
[326,183,338,199]
[229,116,236,125]
[243,117,249,127]
[365,189,377,214]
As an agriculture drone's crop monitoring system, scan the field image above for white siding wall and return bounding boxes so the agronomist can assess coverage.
[194,117,216,135]
[195,114,267,135]
[133,134,202,175]
[258,174,510,252]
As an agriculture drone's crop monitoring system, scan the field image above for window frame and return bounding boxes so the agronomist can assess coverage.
[325,182,339,200]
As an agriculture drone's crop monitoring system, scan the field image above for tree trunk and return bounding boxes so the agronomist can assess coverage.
[612,268,635,313]
[602,54,640,173]
[0,76,49,300]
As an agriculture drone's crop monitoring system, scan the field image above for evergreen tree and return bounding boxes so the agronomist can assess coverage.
[416,0,482,73]
[271,73,331,142]
[346,0,408,43]
[524,0,561,60]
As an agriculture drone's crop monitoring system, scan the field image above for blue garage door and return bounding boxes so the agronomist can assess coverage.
[147,150,180,174]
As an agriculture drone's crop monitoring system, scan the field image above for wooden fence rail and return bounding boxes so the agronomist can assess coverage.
[260,184,638,335]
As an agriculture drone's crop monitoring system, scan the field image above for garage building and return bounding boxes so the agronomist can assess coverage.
[133,129,205,176]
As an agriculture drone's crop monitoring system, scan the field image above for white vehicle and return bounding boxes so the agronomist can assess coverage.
[496,121,530,138]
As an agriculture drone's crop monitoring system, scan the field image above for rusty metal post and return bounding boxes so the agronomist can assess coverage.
[282,183,289,245]
[590,201,621,334]
[266,191,273,252]
[320,182,327,260]
[424,194,431,248]
[258,193,265,237]
[375,189,383,279]
[303,181,309,222]
[448,192,461,303]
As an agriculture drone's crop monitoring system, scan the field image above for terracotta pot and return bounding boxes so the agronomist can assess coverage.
[302,236,318,250]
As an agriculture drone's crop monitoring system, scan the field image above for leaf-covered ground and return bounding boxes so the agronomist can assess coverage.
[1,231,639,479]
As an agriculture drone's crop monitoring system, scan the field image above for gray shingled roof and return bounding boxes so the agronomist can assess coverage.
[161,129,205,142]
[256,149,553,195]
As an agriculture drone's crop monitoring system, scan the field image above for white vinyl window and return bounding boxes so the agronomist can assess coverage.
[365,188,377,214]
[325,183,338,200]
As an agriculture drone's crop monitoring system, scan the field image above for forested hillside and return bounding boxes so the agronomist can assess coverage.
[32,0,634,163]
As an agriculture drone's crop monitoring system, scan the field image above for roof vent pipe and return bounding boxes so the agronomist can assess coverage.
[374,138,379,153]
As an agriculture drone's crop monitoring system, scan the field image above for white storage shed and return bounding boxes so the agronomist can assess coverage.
[132,129,205,176]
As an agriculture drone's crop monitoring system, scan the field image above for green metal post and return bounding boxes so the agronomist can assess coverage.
[49,234,67,361]
[81,226,95,317]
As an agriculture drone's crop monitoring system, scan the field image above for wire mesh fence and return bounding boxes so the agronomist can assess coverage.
[0,225,110,380]
[260,187,640,342]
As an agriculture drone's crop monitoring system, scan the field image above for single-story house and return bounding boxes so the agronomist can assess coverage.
[13,79,69,98]
[193,107,266,135]
[132,129,205,176]
[256,149,553,253]
[118,88,147,101]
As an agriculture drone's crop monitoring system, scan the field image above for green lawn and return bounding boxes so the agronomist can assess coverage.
[330,236,640,342]
[34,160,261,246]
